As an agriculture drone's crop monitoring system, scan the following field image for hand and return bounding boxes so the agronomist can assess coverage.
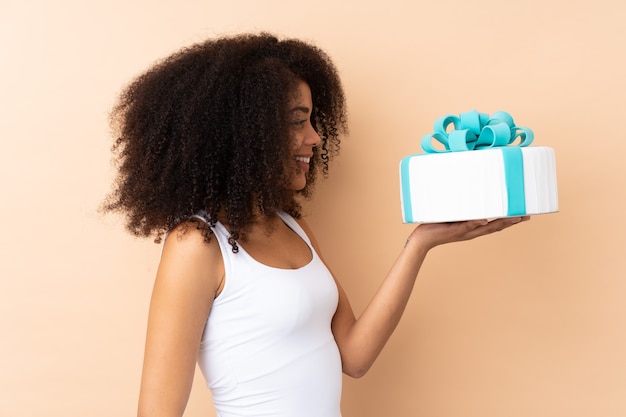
[407,216,530,251]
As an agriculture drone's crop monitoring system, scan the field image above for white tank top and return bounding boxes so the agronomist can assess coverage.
[195,212,342,417]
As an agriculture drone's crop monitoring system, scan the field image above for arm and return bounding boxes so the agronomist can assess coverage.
[137,225,224,417]
[298,216,529,378]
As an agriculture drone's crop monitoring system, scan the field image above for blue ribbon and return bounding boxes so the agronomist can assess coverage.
[421,110,534,153]
[402,111,534,221]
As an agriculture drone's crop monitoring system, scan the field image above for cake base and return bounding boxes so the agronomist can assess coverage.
[399,146,558,223]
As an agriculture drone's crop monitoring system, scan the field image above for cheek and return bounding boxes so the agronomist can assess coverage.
[290,131,304,148]
[282,152,297,176]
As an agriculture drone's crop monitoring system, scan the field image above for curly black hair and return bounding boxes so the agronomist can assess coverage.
[102,33,348,251]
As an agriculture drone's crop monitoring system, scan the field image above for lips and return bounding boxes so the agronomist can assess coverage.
[295,155,311,172]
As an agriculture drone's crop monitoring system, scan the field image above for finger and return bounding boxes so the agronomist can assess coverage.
[464,217,525,239]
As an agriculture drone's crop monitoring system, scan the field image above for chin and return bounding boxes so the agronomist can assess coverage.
[289,182,307,191]
[288,176,307,191]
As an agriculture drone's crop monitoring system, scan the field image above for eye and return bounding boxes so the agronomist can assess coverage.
[292,119,307,128]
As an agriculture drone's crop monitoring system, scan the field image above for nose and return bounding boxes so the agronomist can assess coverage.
[306,123,322,147]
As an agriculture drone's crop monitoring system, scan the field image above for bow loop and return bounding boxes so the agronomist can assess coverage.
[421,110,534,153]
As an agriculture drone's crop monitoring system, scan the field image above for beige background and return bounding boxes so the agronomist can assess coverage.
[2,0,625,416]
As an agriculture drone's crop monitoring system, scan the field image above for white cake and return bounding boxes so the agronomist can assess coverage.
[399,111,559,223]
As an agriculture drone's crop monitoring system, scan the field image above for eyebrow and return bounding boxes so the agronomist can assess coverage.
[290,106,311,114]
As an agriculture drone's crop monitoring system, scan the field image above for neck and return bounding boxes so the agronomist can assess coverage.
[217,209,283,240]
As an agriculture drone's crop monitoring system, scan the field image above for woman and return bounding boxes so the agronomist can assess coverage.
[103,32,527,417]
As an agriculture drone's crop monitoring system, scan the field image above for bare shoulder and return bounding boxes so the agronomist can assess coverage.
[157,221,224,298]
[163,221,217,252]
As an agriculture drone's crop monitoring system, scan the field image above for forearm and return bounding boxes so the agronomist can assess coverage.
[339,237,430,377]
[335,218,527,377]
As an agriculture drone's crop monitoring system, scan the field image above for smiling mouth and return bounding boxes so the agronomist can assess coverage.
[294,156,311,172]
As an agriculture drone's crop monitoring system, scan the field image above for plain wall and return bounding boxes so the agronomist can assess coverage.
[1,0,625,416]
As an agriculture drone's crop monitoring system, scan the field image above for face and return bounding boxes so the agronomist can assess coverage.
[286,80,321,191]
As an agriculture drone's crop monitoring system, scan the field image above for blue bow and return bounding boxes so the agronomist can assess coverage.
[421,110,534,153]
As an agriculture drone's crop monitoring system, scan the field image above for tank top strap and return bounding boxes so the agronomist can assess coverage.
[276,212,312,246]
[190,211,310,258]
[190,210,230,241]
[190,209,211,224]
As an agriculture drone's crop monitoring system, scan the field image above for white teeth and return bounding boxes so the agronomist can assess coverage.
[295,156,310,163]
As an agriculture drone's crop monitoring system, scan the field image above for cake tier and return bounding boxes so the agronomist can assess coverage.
[399,146,558,223]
